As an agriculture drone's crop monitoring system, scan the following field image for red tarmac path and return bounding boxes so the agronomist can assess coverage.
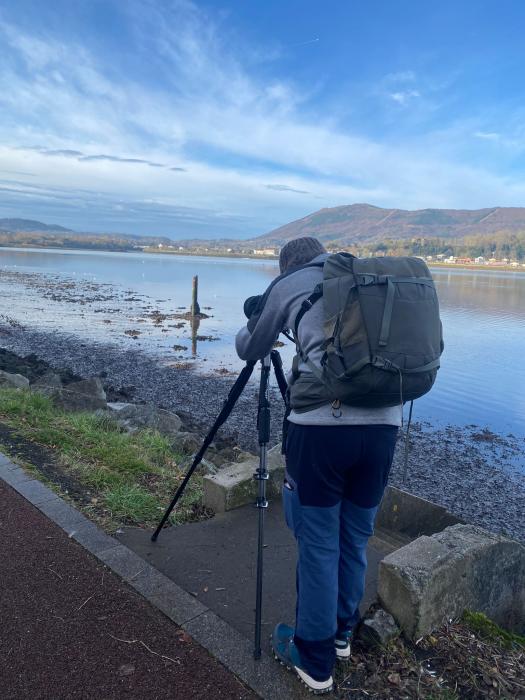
[0,479,257,700]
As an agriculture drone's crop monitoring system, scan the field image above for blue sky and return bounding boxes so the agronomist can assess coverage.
[1,0,525,238]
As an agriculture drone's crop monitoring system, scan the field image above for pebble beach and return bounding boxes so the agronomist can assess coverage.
[1,320,523,543]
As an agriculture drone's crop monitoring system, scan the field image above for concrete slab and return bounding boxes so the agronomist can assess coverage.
[11,478,59,505]
[0,466,34,486]
[0,454,19,469]
[130,567,208,625]
[118,500,395,642]
[37,498,91,533]
[70,522,121,555]
[96,544,150,580]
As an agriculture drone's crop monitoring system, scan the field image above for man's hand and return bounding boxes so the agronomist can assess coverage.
[243,295,262,319]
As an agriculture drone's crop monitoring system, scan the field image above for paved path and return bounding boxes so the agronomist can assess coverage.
[0,478,256,700]
[118,501,397,644]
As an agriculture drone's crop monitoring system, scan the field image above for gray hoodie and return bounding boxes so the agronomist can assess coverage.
[235,254,402,426]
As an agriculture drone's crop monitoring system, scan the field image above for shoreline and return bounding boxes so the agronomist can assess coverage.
[0,323,523,543]
[1,244,524,273]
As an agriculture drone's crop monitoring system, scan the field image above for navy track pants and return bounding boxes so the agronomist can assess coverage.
[283,423,398,681]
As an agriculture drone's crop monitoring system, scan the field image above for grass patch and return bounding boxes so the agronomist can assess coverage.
[103,484,161,524]
[0,386,208,529]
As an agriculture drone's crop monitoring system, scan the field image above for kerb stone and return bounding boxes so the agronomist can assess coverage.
[378,524,525,639]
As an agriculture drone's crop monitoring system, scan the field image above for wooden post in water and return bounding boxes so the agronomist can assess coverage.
[191,315,200,356]
[191,275,201,316]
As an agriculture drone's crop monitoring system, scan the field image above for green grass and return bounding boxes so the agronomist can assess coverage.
[103,484,162,523]
[463,611,525,649]
[426,691,459,700]
[0,386,205,529]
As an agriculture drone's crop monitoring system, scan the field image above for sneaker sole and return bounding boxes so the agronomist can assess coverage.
[271,637,333,695]
[335,647,351,661]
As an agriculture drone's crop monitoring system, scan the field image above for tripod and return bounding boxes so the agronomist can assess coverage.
[151,350,288,660]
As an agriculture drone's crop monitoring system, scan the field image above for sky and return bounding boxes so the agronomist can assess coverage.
[1,0,525,239]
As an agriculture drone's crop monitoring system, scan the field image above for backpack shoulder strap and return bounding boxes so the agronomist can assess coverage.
[247,260,324,333]
[294,283,323,337]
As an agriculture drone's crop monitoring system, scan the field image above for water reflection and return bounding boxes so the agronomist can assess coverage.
[0,248,524,439]
[433,269,525,321]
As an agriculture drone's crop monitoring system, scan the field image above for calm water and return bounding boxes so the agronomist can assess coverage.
[1,247,525,440]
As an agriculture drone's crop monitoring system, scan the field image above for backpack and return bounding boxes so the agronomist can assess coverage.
[289,253,443,411]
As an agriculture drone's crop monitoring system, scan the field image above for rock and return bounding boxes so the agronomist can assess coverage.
[203,444,285,513]
[0,370,30,389]
[111,402,182,436]
[378,524,525,640]
[53,377,107,411]
[31,371,63,396]
[171,431,204,454]
[107,402,134,413]
[357,608,400,648]
[198,457,218,475]
[205,445,231,468]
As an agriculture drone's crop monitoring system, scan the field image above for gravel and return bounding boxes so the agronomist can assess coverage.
[1,322,524,543]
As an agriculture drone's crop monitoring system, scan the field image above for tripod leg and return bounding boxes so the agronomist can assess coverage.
[270,350,288,403]
[151,361,256,541]
[253,356,271,660]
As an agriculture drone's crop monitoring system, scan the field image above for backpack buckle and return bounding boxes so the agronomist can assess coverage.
[357,274,377,286]
[331,399,342,418]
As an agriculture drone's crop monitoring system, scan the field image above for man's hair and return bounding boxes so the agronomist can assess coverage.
[278,237,327,273]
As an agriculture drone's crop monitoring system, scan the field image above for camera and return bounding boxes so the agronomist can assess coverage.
[243,295,262,319]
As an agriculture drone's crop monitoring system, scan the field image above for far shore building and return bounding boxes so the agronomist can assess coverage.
[252,248,279,256]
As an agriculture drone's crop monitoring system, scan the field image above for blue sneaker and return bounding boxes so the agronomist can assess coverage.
[271,623,333,694]
[334,634,352,661]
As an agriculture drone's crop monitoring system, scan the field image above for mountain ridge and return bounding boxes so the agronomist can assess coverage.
[257,203,525,244]
[0,218,73,233]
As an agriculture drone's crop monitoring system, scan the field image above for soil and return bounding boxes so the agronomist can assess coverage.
[1,324,524,543]
[0,422,89,502]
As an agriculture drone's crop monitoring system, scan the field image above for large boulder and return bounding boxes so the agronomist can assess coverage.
[378,524,525,640]
[108,402,182,436]
[31,371,63,396]
[0,370,30,389]
[53,377,107,411]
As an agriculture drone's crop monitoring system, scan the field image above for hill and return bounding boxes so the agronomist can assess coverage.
[258,204,525,245]
[0,218,73,233]
[0,219,175,253]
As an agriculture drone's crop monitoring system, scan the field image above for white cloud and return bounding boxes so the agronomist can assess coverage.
[266,184,310,195]
[389,90,421,105]
[1,2,524,236]
[386,70,416,82]
[474,131,501,141]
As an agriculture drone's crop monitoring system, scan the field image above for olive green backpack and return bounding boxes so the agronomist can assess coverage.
[289,253,443,411]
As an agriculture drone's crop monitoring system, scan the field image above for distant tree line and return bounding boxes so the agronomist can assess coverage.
[0,231,169,252]
[341,231,525,261]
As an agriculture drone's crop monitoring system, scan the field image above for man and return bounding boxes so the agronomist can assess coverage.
[236,237,401,694]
